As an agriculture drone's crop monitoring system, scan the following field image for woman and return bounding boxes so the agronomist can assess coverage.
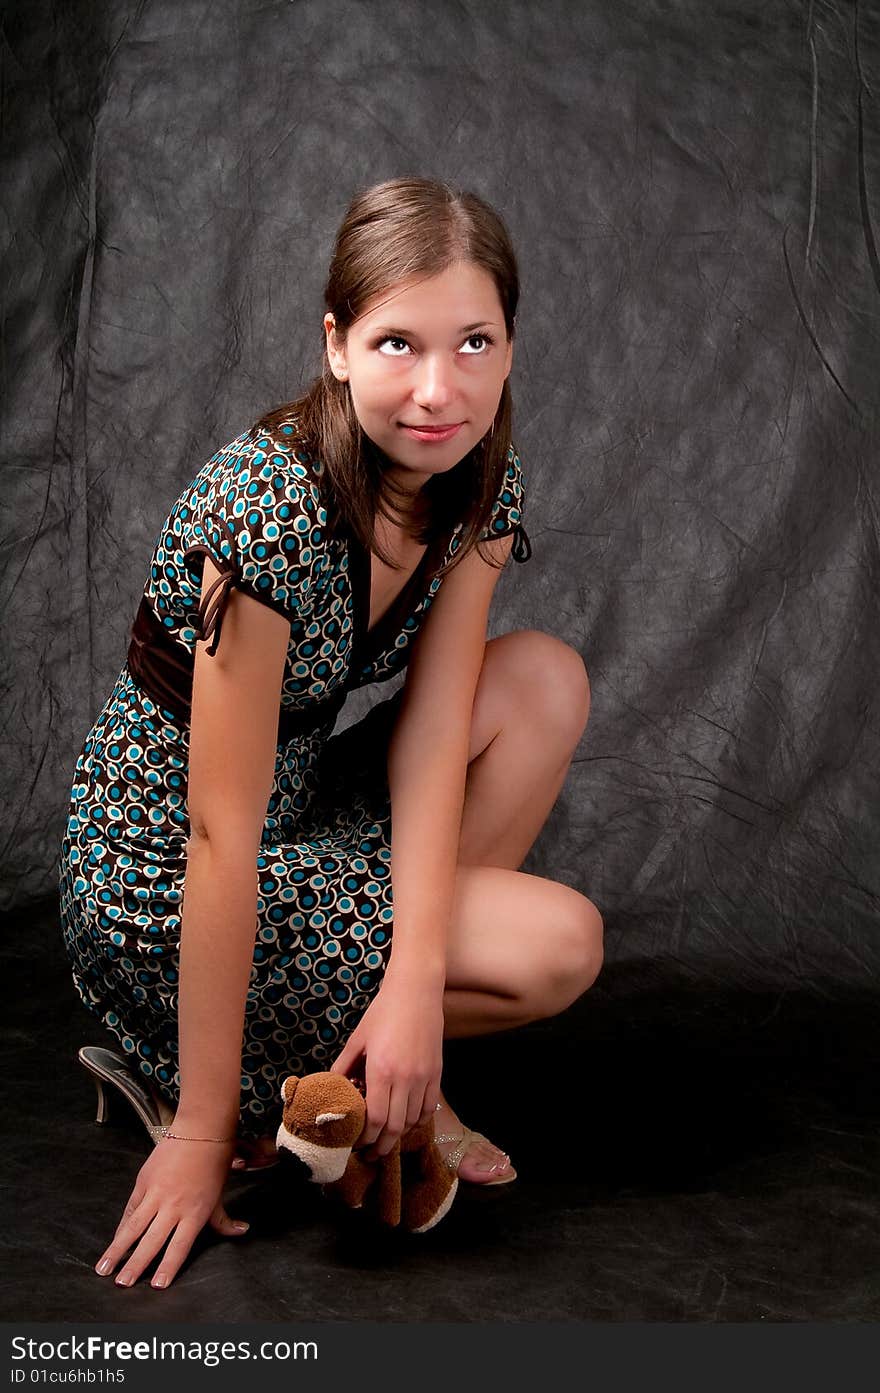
[59,175,603,1290]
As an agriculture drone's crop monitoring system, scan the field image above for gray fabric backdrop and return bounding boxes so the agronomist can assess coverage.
[3,0,878,989]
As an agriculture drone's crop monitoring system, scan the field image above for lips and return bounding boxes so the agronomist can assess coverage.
[400,423,462,431]
[399,422,464,445]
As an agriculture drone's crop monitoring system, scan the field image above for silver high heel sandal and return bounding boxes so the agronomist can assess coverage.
[433,1102,517,1186]
[77,1045,279,1175]
[79,1045,172,1141]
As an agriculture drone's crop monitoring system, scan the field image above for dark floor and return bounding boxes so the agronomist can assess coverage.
[3,899,878,1324]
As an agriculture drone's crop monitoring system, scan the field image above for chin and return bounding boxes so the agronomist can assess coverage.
[382,436,475,472]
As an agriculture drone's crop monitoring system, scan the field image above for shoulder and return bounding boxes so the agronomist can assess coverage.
[215,412,328,523]
[210,415,331,567]
[182,413,331,623]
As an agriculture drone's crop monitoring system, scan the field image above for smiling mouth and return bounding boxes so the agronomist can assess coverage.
[400,422,463,431]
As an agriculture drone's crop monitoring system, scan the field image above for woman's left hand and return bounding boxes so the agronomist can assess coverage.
[329,966,444,1159]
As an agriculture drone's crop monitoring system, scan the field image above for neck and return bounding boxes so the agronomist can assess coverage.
[379,471,430,536]
[377,492,428,540]
[362,436,433,536]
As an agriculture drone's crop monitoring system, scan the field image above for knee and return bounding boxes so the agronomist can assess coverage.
[530,894,604,1018]
[500,630,591,742]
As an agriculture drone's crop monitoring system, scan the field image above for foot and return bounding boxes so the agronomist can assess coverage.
[231,1135,279,1172]
[433,1094,516,1186]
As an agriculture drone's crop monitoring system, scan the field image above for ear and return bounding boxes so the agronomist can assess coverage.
[280,1075,300,1105]
[323,313,349,382]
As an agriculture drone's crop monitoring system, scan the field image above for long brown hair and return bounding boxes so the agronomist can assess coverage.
[256,175,519,575]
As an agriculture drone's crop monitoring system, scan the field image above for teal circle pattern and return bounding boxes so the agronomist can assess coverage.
[58,414,529,1138]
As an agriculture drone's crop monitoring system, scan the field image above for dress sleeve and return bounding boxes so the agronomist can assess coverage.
[478,445,533,563]
[181,438,325,657]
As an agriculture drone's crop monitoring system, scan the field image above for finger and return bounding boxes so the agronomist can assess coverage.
[230,1140,259,1172]
[419,1079,442,1129]
[148,1218,203,1291]
[359,1070,390,1149]
[95,1195,155,1277]
[372,1083,409,1158]
[404,1083,428,1134]
[230,1143,249,1171]
[113,1211,179,1288]
[329,1033,362,1077]
[208,1203,250,1239]
[114,1189,148,1238]
[149,1206,246,1291]
[148,1205,247,1292]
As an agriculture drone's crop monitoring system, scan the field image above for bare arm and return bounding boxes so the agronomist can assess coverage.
[331,533,513,1152]
[173,554,291,1136]
[384,531,514,986]
[95,555,290,1290]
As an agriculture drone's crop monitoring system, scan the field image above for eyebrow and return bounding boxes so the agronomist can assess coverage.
[369,321,498,337]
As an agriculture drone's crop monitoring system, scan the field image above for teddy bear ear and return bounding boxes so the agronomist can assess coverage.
[280,1075,300,1105]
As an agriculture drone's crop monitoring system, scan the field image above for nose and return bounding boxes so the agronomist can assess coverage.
[410,353,455,413]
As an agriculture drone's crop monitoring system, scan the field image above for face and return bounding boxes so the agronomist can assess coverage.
[323,260,513,499]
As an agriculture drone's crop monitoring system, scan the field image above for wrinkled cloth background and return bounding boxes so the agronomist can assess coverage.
[3,1,879,980]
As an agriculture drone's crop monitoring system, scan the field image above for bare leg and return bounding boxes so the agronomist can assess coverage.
[435,864,603,1180]
[435,631,603,1182]
[455,630,591,872]
[239,633,602,1177]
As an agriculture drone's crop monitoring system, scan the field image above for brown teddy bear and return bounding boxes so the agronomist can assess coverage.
[275,1071,458,1233]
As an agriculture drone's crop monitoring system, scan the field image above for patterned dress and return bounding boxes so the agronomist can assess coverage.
[58,413,532,1137]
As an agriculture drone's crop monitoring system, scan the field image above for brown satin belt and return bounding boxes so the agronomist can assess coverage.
[126,512,532,740]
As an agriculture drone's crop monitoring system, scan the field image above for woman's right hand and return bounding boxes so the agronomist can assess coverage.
[94,1139,249,1290]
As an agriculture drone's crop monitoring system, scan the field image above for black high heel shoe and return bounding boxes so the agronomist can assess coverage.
[77,1045,280,1175]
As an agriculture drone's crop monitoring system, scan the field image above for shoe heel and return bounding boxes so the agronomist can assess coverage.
[90,1074,110,1125]
[78,1049,117,1126]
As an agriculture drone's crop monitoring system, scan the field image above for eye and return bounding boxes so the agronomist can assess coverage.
[460,333,495,354]
[375,331,497,357]
[376,337,412,356]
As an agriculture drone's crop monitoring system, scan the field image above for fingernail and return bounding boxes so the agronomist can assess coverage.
[96,1259,111,1276]
[115,1275,132,1287]
[231,1157,245,1169]
[151,1274,168,1289]
[233,1221,249,1232]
